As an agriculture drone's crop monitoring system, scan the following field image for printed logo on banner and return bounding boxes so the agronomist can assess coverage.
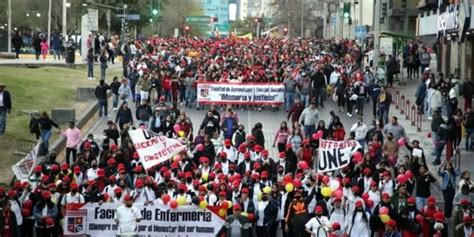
[67,216,84,233]
[64,209,87,235]
[318,139,361,172]
[200,88,209,98]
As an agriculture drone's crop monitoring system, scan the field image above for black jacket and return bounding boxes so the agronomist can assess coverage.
[116,108,133,124]
[38,117,59,131]
[0,90,12,111]
[311,72,326,89]
[95,84,110,100]
[110,81,121,95]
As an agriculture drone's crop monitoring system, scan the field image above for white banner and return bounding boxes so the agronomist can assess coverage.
[128,129,186,170]
[317,139,361,172]
[197,82,285,105]
[63,203,225,237]
[11,143,40,181]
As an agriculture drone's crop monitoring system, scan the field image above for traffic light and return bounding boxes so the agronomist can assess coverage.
[343,3,351,18]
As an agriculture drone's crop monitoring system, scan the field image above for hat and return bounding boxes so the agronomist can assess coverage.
[332,223,341,230]
[109,175,116,182]
[97,169,105,177]
[241,188,249,194]
[428,196,436,204]
[279,152,286,158]
[463,216,472,222]
[133,152,139,159]
[233,203,241,211]
[214,163,222,170]
[7,190,16,198]
[224,139,232,146]
[342,177,350,184]
[433,212,445,222]
[110,144,118,151]
[219,191,227,197]
[42,191,52,200]
[73,166,81,174]
[382,193,391,199]
[244,151,251,158]
[124,194,133,202]
[51,164,59,171]
[254,145,262,152]
[363,168,371,175]
[114,187,123,194]
[261,150,269,157]
[34,165,42,172]
[355,200,363,207]
[185,172,193,178]
[315,205,323,213]
[135,180,144,188]
[107,158,116,165]
[41,175,49,182]
[383,171,391,177]
[351,186,360,193]
[370,181,377,187]
[62,176,71,182]
[407,197,416,204]
[177,183,187,191]
[261,171,268,178]
[333,197,342,202]
[70,183,79,190]
[386,219,397,228]
[198,186,207,192]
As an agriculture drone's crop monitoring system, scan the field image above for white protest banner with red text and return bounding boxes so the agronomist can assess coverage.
[317,139,361,172]
[197,82,285,105]
[63,203,225,237]
[128,129,186,170]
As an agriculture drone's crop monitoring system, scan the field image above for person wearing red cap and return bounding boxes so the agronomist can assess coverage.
[454,215,473,237]
[237,151,254,175]
[0,200,20,236]
[421,196,441,237]
[329,198,346,231]
[305,205,330,235]
[219,138,237,163]
[60,183,85,214]
[86,160,99,182]
[347,200,370,236]
[432,212,448,237]
[378,170,394,197]
[232,124,246,150]
[399,196,423,237]
[276,151,296,176]
[255,191,278,236]
[453,198,473,237]
[384,219,401,237]
[114,194,142,236]
[28,165,44,190]
[223,202,253,237]
[129,179,155,205]
[32,191,58,236]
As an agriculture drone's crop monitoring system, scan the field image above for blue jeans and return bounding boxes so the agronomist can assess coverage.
[304,125,316,138]
[0,108,6,135]
[378,107,389,124]
[300,94,310,108]
[416,197,427,211]
[164,90,172,103]
[357,139,366,152]
[314,87,325,106]
[40,129,52,148]
[98,99,108,117]
[100,62,107,81]
[285,92,295,111]
[112,94,119,108]
[186,88,196,107]
[435,140,446,162]
[87,62,94,78]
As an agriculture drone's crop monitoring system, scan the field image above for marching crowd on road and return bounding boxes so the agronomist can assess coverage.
[0,36,474,237]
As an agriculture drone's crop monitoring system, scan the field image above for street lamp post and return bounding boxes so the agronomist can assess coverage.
[47,0,52,48]
[7,0,11,53]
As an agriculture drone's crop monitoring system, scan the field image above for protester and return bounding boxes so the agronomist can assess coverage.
[114,194,142,235]
[0,82,12,136]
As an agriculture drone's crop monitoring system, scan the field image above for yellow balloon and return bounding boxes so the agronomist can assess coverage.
[241,212,248,217]
[202,172,209,181]
[178,131,185,137]
[177,196,187,206]
[218,208,227,217]
[263,186,271,194]
[199,200,208,209]
[321,187,332,197]
[285,183,294,192]
[380,214,390,223]
[227,200,232,210]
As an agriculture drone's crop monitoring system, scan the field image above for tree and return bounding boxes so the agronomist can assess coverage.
[271,0,320,37]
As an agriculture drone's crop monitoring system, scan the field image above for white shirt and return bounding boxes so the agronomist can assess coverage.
[61,192,85,205]
[115,205,142,235]
[256,200,269,226]
[0,91,4,107]
[379,179,394,196]
[351,123,368,141]
[102,184,117,198]
[220,146,237,163]
[86,168,98,181]
[10,200,22,226]
[305,216,330,234]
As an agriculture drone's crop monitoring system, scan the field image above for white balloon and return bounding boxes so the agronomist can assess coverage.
[329,179,340,191]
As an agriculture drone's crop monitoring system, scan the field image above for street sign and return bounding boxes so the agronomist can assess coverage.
[186,16,211,23]
[87,9,99,31]
[116,14,141,21]
[355,25,368,39]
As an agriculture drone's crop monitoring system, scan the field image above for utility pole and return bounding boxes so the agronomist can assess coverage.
[301,0,305,37]
[373,0,381,68]
[7,0,11,53]
[62,0,67,37]
[48,0,52,48]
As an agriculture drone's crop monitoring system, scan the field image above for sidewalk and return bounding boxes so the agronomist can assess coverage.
[0,54,85,66]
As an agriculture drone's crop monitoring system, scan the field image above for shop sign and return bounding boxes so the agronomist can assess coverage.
[437,5,459,37]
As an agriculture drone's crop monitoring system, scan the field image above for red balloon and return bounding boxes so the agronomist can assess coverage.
[317,130,324,138]
[379,206,389,215]
[353,151,362,160]
[196,144,204,152]
[162,194,171,204]
[221,201,229,210]
[297,161,309,170]
[334,189,343,199]
[405,170,413,179]
[311,133,320,140]
[21,208,31,217]
[173,124,181,133]
[283,174,293,184]
[247,213,255,221]
[415,214,424,224]
[44,216,55,227]
[293,178,302,188]
[169,200,178,209]
[361,192,369,201]
[23,199,33,209]
[322,176,329,184]
[365,199,374,208]
[397,174,407,184]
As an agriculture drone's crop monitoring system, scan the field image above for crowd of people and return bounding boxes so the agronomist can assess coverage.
[0,36,473,237]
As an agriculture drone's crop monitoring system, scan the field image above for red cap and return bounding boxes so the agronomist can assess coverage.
[261,171,268,178]
[254,145,262,152]
[198,186,207,192]
[42,191,52,200]
[355,200,363,207]
[110,144,118,151]
[109,175,116,182]
[351,186,360,193]
[224,139,232,146]
[279,152,286,158]
[200,156,209,163]
[244,151,251,158]
[135,180,144,188]
[114,187,122,194]
[253,163,261,170]
[383,171,391,177]
[34,165,42,172]
[62,176,70,182]
[332,223,341,230]
[382,192,391,199]
[363,168,371,175]
[407,197,416,204]
[428,196,436,204]
[386,219,397,227]
[241,188,249,194]
[233,203,241,210]
[133,152,139,159]
[342,177,350,184]
[107,158,116,165]
[315,205,323,213]
[214,163,222,170]
[433,212,445,222]
[333,197,342,202]
[7,190,16,198]
[124,194,133,202]
[178,183,187,191]
[51,164,59,171]
[41,175,49,182]
[73,166,81,174]
[219,191,227,197]
[70,183,79,190]
[185,172,193,178]
[97,169,105,177]
[117,163,125,170]
[61,163,69,170]
[370,181,377,187]
[261,150,269,157]
[463,216,472,222]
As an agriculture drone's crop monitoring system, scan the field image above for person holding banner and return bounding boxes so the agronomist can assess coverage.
[33,191,58,237]
[115,194,143,236]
